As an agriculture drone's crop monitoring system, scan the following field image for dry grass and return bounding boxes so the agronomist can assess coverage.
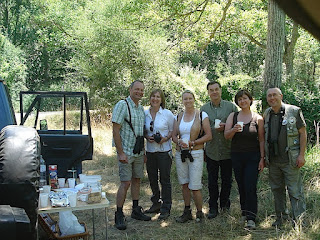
[46,123,320,240]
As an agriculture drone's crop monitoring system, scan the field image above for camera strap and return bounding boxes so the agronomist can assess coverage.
[124,99,137,138]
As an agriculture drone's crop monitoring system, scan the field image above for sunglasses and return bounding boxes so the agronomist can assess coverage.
[150,120,154,132]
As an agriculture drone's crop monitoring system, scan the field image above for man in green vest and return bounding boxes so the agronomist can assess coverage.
[264,87,307,227]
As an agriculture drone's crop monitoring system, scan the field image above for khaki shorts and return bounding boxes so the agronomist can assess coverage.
[175,149,204,190]
[118,155,144,181]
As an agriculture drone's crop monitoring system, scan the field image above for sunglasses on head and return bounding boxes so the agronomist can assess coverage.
[150,120,154,132]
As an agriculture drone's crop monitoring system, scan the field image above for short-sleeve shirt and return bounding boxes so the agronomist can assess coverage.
[112,96,145,156]
[201,100,238,161]
[269,104,306,163]
[145,107,175,152]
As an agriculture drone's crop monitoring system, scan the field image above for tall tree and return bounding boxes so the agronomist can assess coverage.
[263,0,285,91]
[284,22,299,83]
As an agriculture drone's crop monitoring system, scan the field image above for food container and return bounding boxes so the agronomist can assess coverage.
[49,165,58,189]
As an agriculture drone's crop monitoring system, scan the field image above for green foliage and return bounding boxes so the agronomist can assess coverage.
[281,83,320,144]
[0,33,27,109]
[218,74,263,102]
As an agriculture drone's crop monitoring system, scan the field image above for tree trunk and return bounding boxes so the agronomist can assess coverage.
[284,22,299,84]
[263,0,285,93]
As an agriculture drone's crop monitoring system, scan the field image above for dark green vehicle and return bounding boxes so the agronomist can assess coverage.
[0,78,93,178]
[0,78,16,130]
[19,91,93,178]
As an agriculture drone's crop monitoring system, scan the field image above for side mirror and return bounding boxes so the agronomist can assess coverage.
[40,119,48,130]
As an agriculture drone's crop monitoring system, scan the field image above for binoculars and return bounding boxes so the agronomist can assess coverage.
[181,149,194,162]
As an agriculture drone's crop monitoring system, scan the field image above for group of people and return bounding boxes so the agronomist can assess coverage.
[112,80,307,231]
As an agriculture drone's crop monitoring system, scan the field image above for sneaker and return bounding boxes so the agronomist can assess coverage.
[158,212,170,220]
[144,202,161,214]
[207,208,218,219]
[246,220,256,229]
[195,211,204,222]
[272,218,283,227]
[115,211,127,230]
[131,206,151,221]
[239,216,246,225]
[176,209,193,223]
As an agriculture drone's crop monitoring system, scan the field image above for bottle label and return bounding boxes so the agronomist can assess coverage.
[40,165,46,172]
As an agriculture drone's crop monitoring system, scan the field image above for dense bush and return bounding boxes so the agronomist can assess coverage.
[218,74,263,102]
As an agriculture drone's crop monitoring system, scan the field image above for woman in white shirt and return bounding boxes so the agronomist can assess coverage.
[144,89,175,220]
[172,90,212,223]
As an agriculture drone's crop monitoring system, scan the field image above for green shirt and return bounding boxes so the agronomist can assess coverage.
[201,100,238,161]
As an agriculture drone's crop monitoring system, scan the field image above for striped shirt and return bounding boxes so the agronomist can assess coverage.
[112,96,145,156]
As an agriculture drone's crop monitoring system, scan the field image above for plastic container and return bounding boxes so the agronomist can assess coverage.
[39,155,47,187]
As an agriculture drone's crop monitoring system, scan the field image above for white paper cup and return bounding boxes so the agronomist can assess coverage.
[40,193,49,208]
[182,138,189,144]
[214,119,221,128]
[43,185,51,193]
[79,174,86,183]
[58,178,65,188]
[237,121,244,132]
[68,178,76,188]
[68,192,77,207]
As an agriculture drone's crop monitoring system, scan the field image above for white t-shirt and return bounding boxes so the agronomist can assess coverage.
[179,111,208,143]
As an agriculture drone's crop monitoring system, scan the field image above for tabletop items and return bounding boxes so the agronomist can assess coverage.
[39,174,103,208]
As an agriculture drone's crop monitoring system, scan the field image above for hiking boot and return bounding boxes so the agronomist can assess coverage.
[176,209,192,223]
[115,211,127,230]
[158,212,170,220]
[246,220,256,229]
[131,206,151,221]
[272,218,283,227]
[207,208,218,219]
[144,202,161,214]
[195,211,204,223]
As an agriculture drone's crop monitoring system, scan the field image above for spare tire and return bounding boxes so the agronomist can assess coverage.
[0,125,40,240]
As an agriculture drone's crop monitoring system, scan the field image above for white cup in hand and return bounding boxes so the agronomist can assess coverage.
[180,138,189,149]
[214,119,221,128]
[182,138,189,144]
[237,122,244,132]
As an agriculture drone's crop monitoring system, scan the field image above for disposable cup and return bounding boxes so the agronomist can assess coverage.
[58,178,65,188]
[79,174,86,183]
[68,192,77,207]
[214,119,221,128]
[182,138,189,144]
[237,121,244,132]
[43,185,51,193]
[68,178,76,188]
[40,193,49,208]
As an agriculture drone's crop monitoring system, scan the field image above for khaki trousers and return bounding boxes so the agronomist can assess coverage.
[268,161,306,220]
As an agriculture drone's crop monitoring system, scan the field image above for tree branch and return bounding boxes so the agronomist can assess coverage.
[237,30,266,49]
[200,0,233,52]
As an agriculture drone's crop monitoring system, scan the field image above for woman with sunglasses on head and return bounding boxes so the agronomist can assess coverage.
[144,89,175,220]
[224,89,265,229]
[172,90,212,223]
